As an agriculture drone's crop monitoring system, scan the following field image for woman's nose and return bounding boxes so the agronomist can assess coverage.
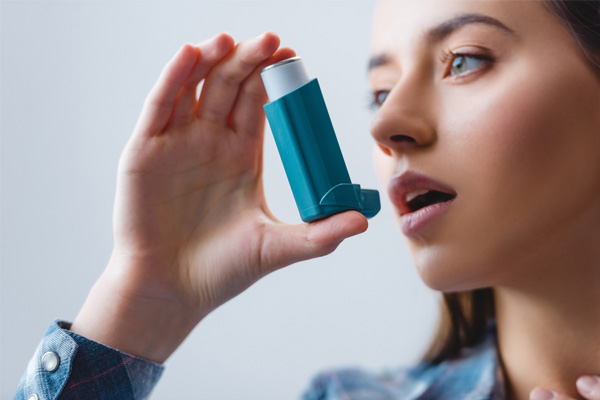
[369,80,436,156]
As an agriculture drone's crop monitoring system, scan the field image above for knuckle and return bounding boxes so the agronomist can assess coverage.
[210,40,264,89]
[236,37,266,70]
[256,222,270,274]
[215,68,243,89]
[144,93,174,110]
[304,227,328,256]
[201,108,225,125]
[237,51,257,71]
[240,81,267,105]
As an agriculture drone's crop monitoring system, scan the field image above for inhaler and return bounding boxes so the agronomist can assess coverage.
[261,57,380,222]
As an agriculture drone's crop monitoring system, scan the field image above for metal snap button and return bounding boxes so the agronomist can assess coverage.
[41,351,60,372]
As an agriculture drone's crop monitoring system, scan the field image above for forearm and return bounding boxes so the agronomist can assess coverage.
[70,257,206,364]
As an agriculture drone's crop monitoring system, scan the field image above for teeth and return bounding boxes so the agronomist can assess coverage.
[405,189,430,203]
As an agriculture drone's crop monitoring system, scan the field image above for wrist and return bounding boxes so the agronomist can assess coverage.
[70,260,206,364]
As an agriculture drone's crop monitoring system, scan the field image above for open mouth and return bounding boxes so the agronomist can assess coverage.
[406,189,457,213]
[388,170,458,217]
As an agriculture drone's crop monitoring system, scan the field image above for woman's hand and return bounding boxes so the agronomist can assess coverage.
[69,31,368,363]
[530,375,600,400]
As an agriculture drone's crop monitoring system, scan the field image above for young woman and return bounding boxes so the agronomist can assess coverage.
[15,0,600,399]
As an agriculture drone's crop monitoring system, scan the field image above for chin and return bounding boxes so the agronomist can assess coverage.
[412,254,492,293]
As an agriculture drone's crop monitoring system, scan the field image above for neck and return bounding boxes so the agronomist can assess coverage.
[494,216,600,400]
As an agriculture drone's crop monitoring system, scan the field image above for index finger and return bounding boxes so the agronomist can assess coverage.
[577,376,600,399]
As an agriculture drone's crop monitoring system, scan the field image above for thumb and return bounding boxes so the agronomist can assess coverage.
[262,210,369,272]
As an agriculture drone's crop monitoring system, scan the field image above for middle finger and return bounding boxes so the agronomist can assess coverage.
[196,31,280,124]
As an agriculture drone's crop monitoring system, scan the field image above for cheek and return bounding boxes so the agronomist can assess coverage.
[467,57,600,230]
[420,57,600,290]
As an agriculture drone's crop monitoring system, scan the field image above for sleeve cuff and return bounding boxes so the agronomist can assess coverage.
[15,320,164,400]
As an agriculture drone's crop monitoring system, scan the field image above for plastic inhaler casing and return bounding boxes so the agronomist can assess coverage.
[261,57,380,223]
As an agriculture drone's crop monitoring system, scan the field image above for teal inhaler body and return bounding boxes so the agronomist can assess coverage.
[261,57,380,223]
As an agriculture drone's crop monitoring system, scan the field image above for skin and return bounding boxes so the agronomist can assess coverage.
[369,0,600,399]
[69,32,368,364]
[65,1,600,399]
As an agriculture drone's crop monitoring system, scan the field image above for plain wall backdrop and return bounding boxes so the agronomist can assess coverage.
[1,1,440,398]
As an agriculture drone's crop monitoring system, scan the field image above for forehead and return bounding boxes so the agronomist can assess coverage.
[371,0,549,54]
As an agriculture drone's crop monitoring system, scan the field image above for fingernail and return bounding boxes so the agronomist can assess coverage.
[259,31,276,40]
[577,376,598,395]
[530,387,555,400]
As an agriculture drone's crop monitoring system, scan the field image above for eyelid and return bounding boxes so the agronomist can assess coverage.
[440,46,490,63]
[440,48,494,80]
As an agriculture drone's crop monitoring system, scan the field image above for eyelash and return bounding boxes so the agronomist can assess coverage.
[367,49,493,110]
[439,48,492,68]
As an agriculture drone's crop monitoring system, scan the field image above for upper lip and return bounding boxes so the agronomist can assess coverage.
[388,170,457,216]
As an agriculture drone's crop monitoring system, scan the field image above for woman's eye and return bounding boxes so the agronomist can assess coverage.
[368,52,492,110]
[447,53,490,77]
[369,90,390,109]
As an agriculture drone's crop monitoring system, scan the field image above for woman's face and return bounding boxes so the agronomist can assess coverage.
[368,0,600,292]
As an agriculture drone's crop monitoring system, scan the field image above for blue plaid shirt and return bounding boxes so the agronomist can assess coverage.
[14,320,164,400]
[15,319,504,399]
[301,319,506,400]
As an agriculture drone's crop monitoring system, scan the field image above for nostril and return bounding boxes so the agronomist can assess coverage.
[390,135,416,143]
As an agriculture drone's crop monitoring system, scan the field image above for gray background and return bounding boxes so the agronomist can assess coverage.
[1,1,439,398]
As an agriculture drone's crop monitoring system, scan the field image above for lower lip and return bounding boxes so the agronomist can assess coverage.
[400,198,456,236]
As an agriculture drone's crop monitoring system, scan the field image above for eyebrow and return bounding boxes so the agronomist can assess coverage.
[367,13,516,72]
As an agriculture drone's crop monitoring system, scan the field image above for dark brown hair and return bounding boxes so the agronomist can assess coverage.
[420,0,600,365]
[545,0,600,75]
